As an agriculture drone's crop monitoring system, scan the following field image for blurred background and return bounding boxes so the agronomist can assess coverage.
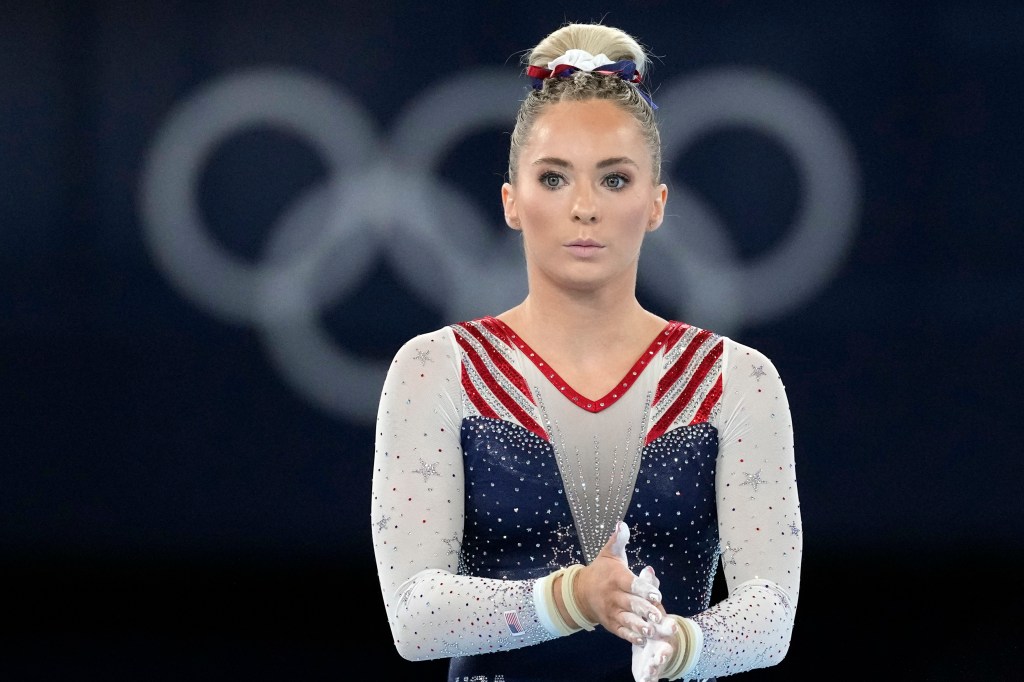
[3,0,1021,679]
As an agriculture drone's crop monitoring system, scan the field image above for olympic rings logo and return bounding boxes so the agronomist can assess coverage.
[138,66,859,424]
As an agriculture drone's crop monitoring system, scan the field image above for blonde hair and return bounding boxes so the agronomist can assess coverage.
[508,23,661,183]
[527,23,649,76]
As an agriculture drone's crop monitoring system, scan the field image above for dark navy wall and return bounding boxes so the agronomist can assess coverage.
[2,1,1020,678]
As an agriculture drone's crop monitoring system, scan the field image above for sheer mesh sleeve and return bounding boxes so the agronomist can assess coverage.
[370,329,558,661]
[682,339,802,680]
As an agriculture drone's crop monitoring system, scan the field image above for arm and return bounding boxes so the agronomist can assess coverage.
[631,339,802,681]
[682,339,802,679]
[371,329,664,661]
[370,329,558,660]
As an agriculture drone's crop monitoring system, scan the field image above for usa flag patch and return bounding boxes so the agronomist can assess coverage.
[504,609,524,635]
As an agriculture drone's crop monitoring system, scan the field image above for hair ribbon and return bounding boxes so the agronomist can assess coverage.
[525,50,657,109]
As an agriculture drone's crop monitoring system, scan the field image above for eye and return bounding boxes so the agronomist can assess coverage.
[603,173,630,190]
[539,172,565,189]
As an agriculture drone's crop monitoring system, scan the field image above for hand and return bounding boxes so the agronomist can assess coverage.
[574,522,664,645]
[630,563,676,681]
[631,614,678,682]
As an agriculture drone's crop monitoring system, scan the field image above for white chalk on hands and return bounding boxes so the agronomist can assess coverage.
[631,615,676,682]
[609,521,630,559]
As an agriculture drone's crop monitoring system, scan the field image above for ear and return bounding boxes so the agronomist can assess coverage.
[502,182,521,230]
[647,183,668,232]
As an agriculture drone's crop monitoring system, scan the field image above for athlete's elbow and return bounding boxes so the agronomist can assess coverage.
[758,626,795,670]
[392,637,446,662]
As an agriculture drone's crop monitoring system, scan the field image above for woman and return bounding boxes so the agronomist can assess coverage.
[371,22,801,682]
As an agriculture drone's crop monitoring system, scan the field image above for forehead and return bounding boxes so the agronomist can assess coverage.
[524,99,649,162]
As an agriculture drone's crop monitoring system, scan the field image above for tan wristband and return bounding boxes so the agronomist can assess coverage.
[663,615,702,679]
[535,568,577,636]
[661,616,687,679]
[560,564,597,631]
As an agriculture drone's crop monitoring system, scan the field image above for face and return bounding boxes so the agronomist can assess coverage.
[502,98,667,294]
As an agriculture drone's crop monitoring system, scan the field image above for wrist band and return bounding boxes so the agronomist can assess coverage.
[663,615,702,679]
[661,617,686,680]
[533,569,576,636]
[560,564,598,631]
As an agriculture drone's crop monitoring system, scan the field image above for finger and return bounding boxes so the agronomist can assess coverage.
[627,596,663,624]
[619,610,661,640]
[630,572,662,605]
[647,614,677,641]
[631,642,654,682]
[619,624,646,646]
[639,565,660,588]
[624,613,676,652]
[606,521,629,559]
[631,638,672,682]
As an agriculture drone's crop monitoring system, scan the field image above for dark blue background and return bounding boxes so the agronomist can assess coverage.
[3,1,1021,678]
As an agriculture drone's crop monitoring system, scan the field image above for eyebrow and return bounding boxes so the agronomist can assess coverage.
[531,156,639,169]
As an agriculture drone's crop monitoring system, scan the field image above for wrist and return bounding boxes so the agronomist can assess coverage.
[559,564,597,631]
[662,615,702,679]
[534,565,596,636]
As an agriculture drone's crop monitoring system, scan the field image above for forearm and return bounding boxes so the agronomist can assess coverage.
[384,568,558,660]
[633,579,794,682]
[680,578,795,679]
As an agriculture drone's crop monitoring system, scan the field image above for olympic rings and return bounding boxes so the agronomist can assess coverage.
[138,65,859,424]
[646,67,860,329]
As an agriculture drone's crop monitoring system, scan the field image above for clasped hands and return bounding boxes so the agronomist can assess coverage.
[571,522,681,682]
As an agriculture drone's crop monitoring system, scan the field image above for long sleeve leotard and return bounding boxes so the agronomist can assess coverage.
[371,317,801,681]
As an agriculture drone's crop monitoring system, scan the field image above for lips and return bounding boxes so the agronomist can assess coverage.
[565,239,604,258]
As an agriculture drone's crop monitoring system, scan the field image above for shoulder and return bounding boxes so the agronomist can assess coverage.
[722,336,780,372]
[667,322,783,382]
[721,335,773,363]
[389,316,505,362]
[389,325,459,366]
[716,335,789,397]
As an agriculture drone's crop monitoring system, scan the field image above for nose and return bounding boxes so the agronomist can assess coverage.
[571,185,599,224]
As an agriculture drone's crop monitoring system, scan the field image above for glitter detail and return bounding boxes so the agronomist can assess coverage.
[648,332,723,444]
[537,390,649,563]
[371,321,801,679]
[721,540,741,566]
[442,534,462,556]
[455,321,547,440]
[412,458,441,482]
[459,416,584,576]
[483,316,671,413]
[740,470,765,492]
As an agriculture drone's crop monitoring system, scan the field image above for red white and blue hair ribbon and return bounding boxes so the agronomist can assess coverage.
[526,58,658,109]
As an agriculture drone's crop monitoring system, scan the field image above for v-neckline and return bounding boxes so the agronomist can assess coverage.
[482,316,681,413]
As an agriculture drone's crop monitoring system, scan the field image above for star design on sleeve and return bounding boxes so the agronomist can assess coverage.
[789,522,801,536]
[375,515,390,532]
[740,469,765,492]
[750,364,767,381]
[412,458,440,482]
[413,349,433,365]
[442,533,462,556]
[720,540,742,566]
[489,581,519,606]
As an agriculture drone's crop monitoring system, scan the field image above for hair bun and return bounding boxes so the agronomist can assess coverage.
[526,23,649,79]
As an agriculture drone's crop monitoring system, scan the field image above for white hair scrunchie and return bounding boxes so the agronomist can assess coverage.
[546,49,612,73]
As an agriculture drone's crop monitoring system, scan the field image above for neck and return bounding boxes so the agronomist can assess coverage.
[499,278,661,351]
